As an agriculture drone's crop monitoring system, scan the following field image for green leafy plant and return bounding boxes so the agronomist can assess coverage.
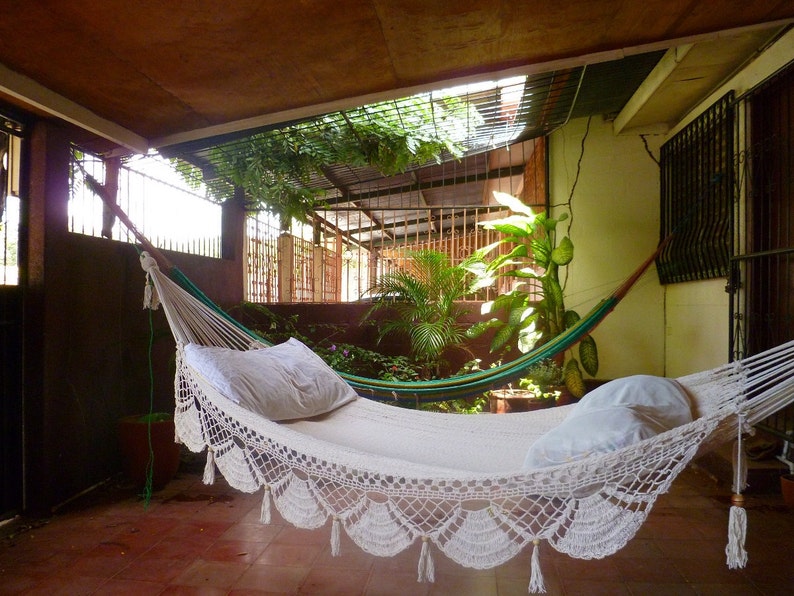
[520,358,564,388]
[228,302,423,382]
[365,249,476,379]
[465,192,598,397]
[419,359,488,414]
[516,379,561,401]
[174,96,480,225]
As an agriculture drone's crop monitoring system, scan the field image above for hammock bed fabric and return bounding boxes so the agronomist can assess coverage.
[139,251,794,592]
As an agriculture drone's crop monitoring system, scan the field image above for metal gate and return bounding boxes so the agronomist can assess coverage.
[730,61,794,455]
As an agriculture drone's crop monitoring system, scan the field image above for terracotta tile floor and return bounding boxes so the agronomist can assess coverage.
[1,463,793,595]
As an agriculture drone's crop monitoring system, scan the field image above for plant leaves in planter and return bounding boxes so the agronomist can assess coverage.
[578,334,599,377]
[564,358,586,398]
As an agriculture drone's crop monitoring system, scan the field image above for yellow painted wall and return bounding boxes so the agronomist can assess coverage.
[665,280,730,375]
[548,116,666,379]
[550,32,794,379]
[660,29,794,376]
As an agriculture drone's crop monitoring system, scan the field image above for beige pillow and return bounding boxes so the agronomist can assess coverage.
[184,338,358,421]
[523,375,692,469]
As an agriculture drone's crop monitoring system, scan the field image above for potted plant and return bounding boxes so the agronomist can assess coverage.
[118,412,181,491]
[466,191,599,398]
[488,380,560,413]
[487,358,574,412]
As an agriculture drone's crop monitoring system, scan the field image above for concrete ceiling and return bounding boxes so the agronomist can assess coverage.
[616,27,788,132]
[1,2,793,155]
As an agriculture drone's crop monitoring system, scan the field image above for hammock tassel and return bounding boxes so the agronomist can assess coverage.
[330,516,341,557]
[260,486,271,524]
[529,539,546,593]
[726,497,748,569]
[203,448,216,485]
[417,536,435,583]
[143,276,160,310]
[726,413,749,569]
[140,253,161,310]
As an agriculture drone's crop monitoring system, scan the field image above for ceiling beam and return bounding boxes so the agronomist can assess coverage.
[0,62,148,154]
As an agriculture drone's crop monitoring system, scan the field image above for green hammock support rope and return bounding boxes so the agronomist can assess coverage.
[96,177,666,403]
[162,240,663,402]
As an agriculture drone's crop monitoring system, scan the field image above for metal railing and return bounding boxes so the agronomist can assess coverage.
[69,152,222,258]
[245,206,513,303]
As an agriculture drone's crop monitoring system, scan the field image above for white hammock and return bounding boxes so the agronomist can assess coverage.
[140,252,794,593]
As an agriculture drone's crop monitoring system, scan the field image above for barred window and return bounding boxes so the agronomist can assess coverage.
[657,92,734,284]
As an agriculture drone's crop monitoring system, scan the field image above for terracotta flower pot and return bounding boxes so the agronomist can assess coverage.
[489,389,555,413]
[780,474,794,508]
[118,413,180,490]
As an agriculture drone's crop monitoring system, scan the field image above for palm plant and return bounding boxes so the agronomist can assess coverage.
[365,250,475,378]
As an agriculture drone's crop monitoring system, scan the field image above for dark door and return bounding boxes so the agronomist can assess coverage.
[1,127,23,519]
[731,62,794,444]
[744,64,794,356]
[1,287,22,519]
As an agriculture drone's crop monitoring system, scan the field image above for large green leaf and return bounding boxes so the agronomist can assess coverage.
[578,335,599,376]
[529,238,551,268]
[492,190,536,217]
[517,324,542,353]
[563,358,586,398]
[490,324,516,352]
[465,318,502,339]
[551,236,574,266]
[562,309,580,329]
[542,276,564,310]
[508,303,533,327]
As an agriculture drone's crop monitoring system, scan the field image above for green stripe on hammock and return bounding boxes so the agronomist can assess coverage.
[166,263,620,402]
[341,297,618,400]
[164,235,665,403]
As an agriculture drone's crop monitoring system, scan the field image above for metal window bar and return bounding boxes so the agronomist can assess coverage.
[68,152,222,258]
[245,204,521,304]
[657,92,734,284]
[245,213,281,303]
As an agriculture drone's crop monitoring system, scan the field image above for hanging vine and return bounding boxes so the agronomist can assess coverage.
[174,95,481,224]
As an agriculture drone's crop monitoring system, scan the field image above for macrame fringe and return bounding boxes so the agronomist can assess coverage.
[260,486,271,524]
[529,539,546,593]
[143,280,160,310]
[203,449,216,485]
[331,517,341,556]
[417,537,435,583]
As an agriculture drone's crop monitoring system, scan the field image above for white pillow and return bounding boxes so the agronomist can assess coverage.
[523,375,692,469]
[183,338,358,421]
